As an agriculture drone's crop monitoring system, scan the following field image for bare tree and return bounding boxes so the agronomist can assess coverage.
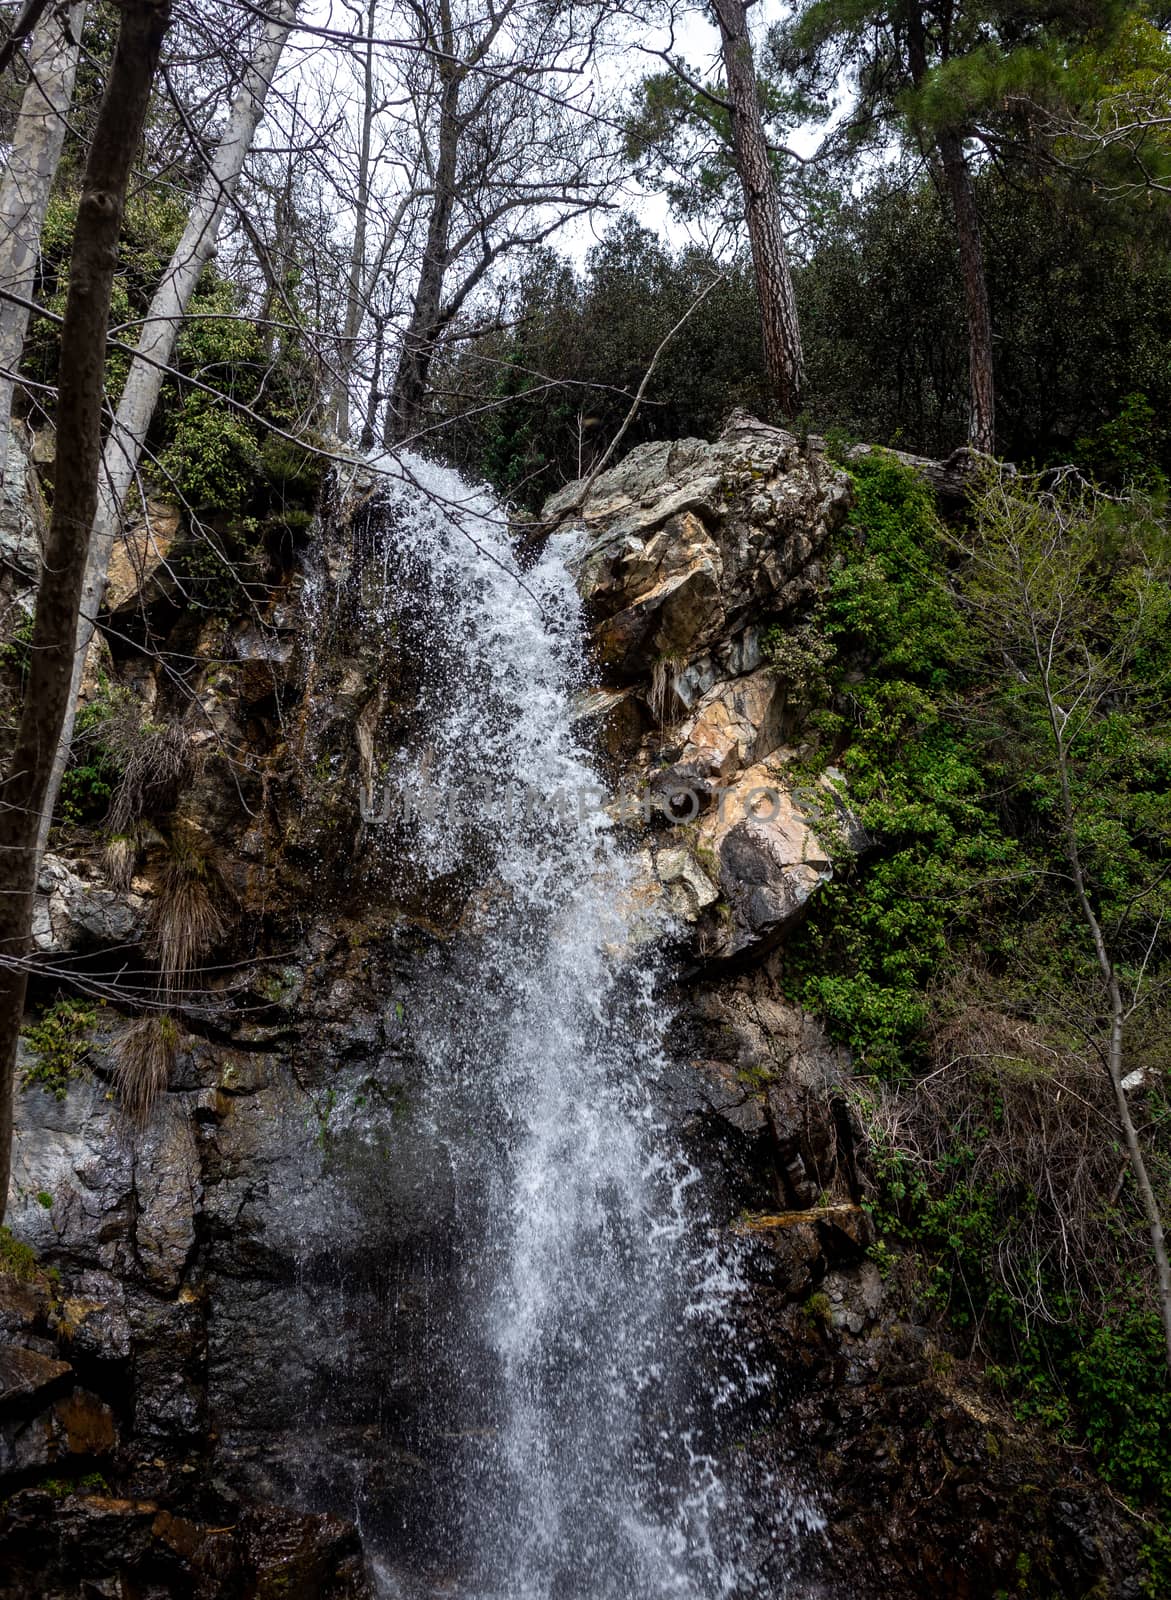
[0,1,87,479]
[0,0,172,1223]
[333,0,378,440]
[381,0,617,447]
[0,0,53,79]
[34,0,298,858]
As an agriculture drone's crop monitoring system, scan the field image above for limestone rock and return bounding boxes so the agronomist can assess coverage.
[549,412,850,679]
[32,854,148,955]
[103,499,181,613]
[637,758,856,963]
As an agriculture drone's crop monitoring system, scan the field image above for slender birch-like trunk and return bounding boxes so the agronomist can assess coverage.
[0,2,87,480]
[0,0,172,1225]
[35,0,297,859]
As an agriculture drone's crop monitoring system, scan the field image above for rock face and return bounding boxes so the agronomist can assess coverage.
[0,422,45,594]
[32,854,148,954]
[550,413,856,964]
[0,414,1150,1598]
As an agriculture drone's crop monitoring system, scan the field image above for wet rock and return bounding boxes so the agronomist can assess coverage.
[0,1385,116,1484]
[8,1078,134,1276]
[131,1111,201,1294]
[0,1343,72,1412]
[0,1489,373,1599]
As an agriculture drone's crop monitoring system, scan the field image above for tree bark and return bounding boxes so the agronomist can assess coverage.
[710,0,802,418]
[383,10,461,450]
[0,1,88,480]
[0,0,171,1223]
[937,128,995,455]
[0,0,53,79]
[34,0,295,861]
[359,309,386,451]
[334,0,376,441]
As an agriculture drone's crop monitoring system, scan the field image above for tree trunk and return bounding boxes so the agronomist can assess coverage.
[359,309,386,451]
[334,0,375,441]
[710,0,802,417]
[0,1,87,480]
[0,0,171,1224]
[35,0,295,861]
[1031,614,1171,1371]
[0,0,53,78]
[936,129,995,456]
[383,8,461,450]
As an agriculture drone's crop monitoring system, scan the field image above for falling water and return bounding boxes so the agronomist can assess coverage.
[316,454,820,1597]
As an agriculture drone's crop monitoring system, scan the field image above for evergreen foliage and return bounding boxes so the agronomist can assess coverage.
[782,454,1171,1544]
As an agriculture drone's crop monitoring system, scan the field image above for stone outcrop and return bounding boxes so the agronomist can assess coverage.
[551,413,856,964]
[32,854,148,954]
[0,413,1151,1598]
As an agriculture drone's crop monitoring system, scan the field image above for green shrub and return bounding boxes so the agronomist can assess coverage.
[58,676,135,827]
[159,400,260,512]
[21,998,98,1099]
[0,1226,39,1281]
[785,453,1004,1075]
[783,458,1171,1550]
[0,611,35,684]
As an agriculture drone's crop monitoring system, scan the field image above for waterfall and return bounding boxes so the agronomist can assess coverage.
[319,454,820,1597]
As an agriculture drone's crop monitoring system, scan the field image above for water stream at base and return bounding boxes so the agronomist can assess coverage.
[313,454,823,1598]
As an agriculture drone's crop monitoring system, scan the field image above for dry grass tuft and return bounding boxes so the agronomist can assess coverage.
[851,996,1161,1332]
[102,834,137,894]
[112,1013,178,1125]
[107,720,195,835]
[648,657,682,726]
[150,848,226,998]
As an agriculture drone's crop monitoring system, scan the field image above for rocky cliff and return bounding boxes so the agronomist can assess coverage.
[0,414,1151,1597]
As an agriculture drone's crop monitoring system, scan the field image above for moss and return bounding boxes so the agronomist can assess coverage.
[735,1062,774,1090]
[805,1291,833,1327]
[0,1226,39,1281]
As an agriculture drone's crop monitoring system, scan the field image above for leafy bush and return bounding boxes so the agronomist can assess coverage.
[21,998,98,1099]
[59,676,135,827]
[785,454,1005,1075]
[159,400,260,512]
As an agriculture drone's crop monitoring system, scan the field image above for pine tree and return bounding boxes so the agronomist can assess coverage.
[783,0,1130,454]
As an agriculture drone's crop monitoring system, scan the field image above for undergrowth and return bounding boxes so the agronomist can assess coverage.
[780,453,1171,1579]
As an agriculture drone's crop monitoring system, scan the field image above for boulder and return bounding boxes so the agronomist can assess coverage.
[32,855,148,955]
[103,499,181,613]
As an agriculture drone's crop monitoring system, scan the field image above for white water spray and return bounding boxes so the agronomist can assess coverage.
[336,453,819,1597]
